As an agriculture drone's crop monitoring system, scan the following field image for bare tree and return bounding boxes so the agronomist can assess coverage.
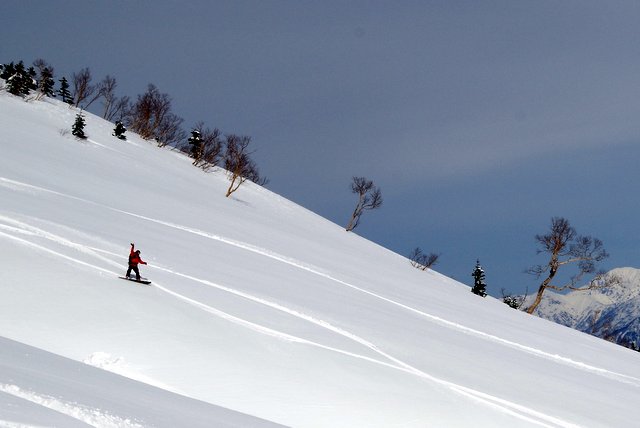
[525,217,612,314]
[245,164,269,187]
[110,96,131,122]
[223,134,266,197]
[409,247,440,270]
[72,67,100,108]
[99,75,130,121]
[200,127,224,170]
[99,75,117,117]
[129,84,168,140]
[126,84,185,146]
[126,85,156,139]
[32,58,51,74]
[157,111,186,147]
[345,176,382,232]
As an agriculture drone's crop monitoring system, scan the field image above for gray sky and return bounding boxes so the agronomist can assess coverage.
[3,1,640,296]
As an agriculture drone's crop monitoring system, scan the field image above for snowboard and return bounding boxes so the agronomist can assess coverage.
[119,276,151,285]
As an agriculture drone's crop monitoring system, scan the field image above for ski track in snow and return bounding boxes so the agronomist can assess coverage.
[0,215,123,271]
[0,384,143,428]
[2,176,628,383]
[0,227,577,428]
[107,213,640,386]
[0,176,635,427]
[16,174,632,385]
[0,178,621,378]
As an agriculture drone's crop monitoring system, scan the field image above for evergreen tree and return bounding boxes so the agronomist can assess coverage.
[0,62,18,82]
[72,112,87,139]
[2,62,20,95]
[0,62,16,91]
[1,61,32,96]
[25,66,37,93]
[188,129,203,164]
[113,121,127,140]
[471,259,488,297]
[58,77,73,104]
[39,67,56,97]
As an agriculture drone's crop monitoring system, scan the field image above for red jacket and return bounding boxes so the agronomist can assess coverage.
[129,245,147,266]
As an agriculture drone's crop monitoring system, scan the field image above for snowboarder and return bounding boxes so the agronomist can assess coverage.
[126,243,147,281]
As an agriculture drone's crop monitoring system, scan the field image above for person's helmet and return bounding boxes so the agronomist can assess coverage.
[136,250,141,255]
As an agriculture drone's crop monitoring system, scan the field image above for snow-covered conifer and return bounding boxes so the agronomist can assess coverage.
[39,67,56,98]
[58,77,73,104]
[1,61,33,96]
[188,129,203,164]
[113,121,127,140]
[72,112,87,139]
[471,259,487,297]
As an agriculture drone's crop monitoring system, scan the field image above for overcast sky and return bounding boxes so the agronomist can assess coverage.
[3,1,640,296]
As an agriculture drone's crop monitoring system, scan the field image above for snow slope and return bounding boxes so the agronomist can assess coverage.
[0,336,281,428]
[1,92,639,427]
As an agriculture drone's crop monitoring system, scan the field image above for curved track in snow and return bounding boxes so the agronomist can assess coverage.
[4,176,635,386]
[0,222,580,428]
[7,177,640,386]
[2,176,638,427]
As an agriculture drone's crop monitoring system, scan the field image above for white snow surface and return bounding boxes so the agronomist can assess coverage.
[0,93,639,427]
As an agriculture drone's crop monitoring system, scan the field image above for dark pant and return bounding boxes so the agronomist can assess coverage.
[126,264,140,280]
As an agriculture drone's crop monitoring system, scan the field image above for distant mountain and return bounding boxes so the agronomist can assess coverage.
[530,267,640,349]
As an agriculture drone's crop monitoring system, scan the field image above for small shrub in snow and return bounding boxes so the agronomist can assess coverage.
[409,247,439,271]
[501,288,525,310]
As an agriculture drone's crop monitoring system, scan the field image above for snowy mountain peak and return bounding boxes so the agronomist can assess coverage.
[600,267,640,300]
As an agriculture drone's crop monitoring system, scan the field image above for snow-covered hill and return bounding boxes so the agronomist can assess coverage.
[530,267,640,349]
[0,336,281,427]
[1,92,640,427]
